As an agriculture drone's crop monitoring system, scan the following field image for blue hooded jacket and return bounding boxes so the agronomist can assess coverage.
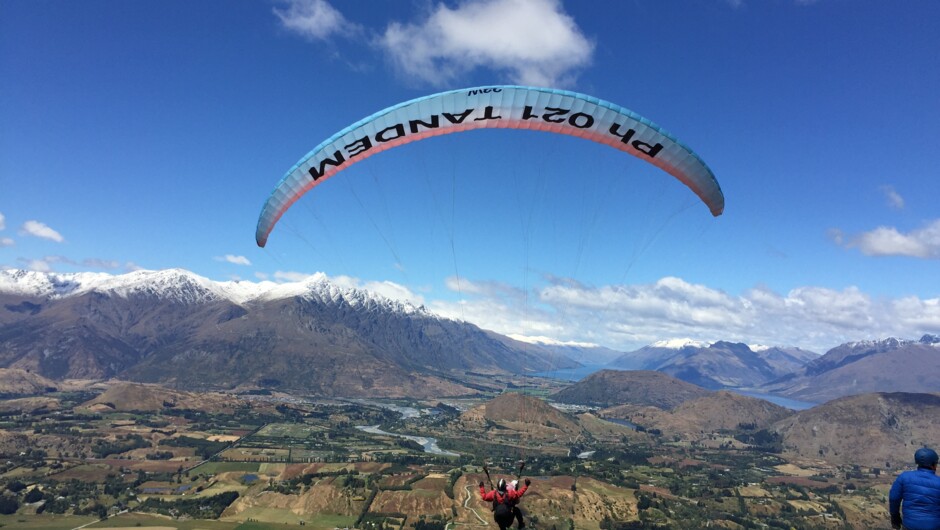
[889,467,940,530]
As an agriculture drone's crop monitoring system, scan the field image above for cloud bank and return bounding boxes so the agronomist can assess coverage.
[428,274,940,353]
[275,0,594,87]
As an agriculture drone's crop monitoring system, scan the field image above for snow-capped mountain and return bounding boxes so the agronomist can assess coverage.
[609,339,818,389]
[0,268,577,396]
[761,335,940,402]
[608,338,707,370]
[0,268,427,312]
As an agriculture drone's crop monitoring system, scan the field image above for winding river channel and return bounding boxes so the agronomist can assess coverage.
[355,424,459,456]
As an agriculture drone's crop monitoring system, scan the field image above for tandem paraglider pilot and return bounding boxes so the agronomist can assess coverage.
[889,447,940,530]
[480,477,530,529]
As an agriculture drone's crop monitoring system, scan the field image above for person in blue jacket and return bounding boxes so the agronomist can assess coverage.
[889,447,940,530]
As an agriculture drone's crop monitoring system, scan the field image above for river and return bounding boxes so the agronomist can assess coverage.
[355,425,459,456]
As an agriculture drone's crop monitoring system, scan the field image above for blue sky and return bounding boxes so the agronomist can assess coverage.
[2,0,939,353]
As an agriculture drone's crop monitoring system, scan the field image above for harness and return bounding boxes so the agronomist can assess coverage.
[493,490,514,519]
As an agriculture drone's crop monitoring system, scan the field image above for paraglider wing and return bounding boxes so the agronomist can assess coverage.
[256,86,724,247]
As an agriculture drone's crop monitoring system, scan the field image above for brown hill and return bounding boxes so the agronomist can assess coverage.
[81,381,242,412]
[0,368,58,395]
[456,393,584,447]
[602,391,793,437]
[0,396,60,414]
[773,392,940,468]
[672,391,794,431]
[552,369,710,409]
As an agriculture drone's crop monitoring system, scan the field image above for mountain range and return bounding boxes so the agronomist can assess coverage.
[606,336,940,403]
[1,268,937,403]
[760,335,940,403]
[0,269,576,398]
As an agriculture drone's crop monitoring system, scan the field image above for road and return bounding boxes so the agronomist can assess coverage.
[444,485,490,529]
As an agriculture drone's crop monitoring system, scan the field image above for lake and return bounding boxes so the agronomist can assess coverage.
[533,364,607,381]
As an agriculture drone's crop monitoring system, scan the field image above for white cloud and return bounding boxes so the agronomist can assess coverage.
[82,258,121,270]
[843,219,940,258]
[215,254,252,266]
[17,255,74,272]
[367,280,425,306]
[0,212,5,231]
[379,0,593,87]
[25,259,52,273]
[332,274,426,306]
[274,0,360,41]
[21,220,64,243]
[445,276,524,298]
[0,238,12,247]
[273,270,313,283]
[880,185,905,209]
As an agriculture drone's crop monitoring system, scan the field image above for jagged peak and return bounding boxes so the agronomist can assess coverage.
[919,334,940,345]
[843,337,913,349]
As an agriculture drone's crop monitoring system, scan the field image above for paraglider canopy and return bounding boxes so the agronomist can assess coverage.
[256,85,724,247]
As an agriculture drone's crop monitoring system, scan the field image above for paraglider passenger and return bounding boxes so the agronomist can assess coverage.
[480,477,530,529]
[889,447,940,529]
[506,480,526,528]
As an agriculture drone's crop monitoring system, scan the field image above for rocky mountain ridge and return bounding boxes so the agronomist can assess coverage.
[761,335,940,403]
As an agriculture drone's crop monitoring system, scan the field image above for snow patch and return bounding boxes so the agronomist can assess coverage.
[845,337,911,349]
[650,338,710,349]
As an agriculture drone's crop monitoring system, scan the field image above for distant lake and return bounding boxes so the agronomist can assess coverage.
[728,390,816,410]
[533,364,607,381]
[604,417,638,430]
[534,365,817,410]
